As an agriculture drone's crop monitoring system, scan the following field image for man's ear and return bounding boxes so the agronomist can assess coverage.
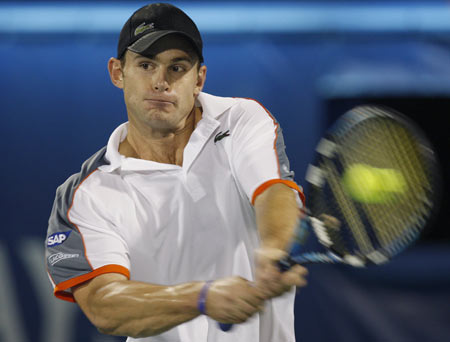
[194,65,207,97]
[108,57,124,89]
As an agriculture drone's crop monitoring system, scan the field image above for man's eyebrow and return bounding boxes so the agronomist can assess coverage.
[170,56,194,64]
[133,55,194,64]
[134,55,156,61]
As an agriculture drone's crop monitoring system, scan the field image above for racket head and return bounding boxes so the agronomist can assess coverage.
[304,105,442,266]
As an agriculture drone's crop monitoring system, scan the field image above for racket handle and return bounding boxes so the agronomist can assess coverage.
[278,216,312,271]
[219,323,233,331]
[277,255,297,272]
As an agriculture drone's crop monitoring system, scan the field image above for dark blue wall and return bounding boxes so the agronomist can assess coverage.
[1,2,450,342]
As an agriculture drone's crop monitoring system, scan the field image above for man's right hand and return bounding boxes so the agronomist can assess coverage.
[205,276,266,324]
[254,247,308,300]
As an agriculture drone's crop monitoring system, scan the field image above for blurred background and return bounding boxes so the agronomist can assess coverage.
[1,1,449,341]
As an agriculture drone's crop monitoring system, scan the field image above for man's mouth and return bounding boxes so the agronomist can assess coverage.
[144,98,175,106]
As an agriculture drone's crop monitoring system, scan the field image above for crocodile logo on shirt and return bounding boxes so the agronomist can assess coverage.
[214,130,230,144]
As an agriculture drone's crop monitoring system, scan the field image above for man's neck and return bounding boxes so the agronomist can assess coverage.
[119,107,202,166]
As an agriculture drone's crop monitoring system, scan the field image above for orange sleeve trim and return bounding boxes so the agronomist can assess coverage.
[252,179,306,206]
[54,264,130,303]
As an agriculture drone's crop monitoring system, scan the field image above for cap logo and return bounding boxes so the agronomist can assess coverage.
[134,22,155,36]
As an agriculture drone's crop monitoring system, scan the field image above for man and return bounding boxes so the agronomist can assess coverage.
[46,3,308,341]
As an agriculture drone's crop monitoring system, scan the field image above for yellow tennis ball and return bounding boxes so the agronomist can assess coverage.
[342,164,382,203]
[376,168,407,194]
[341,164,407,203]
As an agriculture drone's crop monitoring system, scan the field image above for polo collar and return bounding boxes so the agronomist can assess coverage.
[196,92,238,119]
[99,92,236,173]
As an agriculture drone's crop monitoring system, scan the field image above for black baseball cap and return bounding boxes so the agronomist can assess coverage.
[117,3,203,62]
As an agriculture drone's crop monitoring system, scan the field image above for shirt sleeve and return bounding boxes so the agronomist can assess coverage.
[229,98,305,205]
[46,171,130,303]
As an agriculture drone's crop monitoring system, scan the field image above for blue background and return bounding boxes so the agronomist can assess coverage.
[1,1,449,341]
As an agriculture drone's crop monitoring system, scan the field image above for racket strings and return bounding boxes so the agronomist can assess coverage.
[381,120,432,244]
[329,120,395,255]
[353,120,414,246]
[320,115,433,259]
[351,110,420,253]
[367,109,435,225]
[321,158,374,255]
[367,123,420,248]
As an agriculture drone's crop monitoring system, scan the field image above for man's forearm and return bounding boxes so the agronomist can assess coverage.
[74,274,203,338]
[74,273,266,338]
[253,183,307,299]
[255,182,300,251]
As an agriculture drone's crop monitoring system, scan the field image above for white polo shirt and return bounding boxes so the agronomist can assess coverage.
[46,92,304,342]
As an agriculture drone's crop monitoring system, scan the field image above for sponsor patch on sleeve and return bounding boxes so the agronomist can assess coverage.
[48,252,80,266]
[47,231,72,247]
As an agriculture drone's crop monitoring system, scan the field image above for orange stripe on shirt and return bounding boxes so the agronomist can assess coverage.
[252,179,305,206]
[54,264,130,303]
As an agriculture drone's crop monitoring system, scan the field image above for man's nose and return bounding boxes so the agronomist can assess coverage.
[153,69,169,92]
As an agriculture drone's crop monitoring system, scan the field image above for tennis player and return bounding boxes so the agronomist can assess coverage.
[46,3,308,341]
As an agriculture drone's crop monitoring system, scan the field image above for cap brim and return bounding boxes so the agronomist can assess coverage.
[127,30,203,62]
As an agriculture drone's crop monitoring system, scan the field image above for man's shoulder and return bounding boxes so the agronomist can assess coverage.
[55,146,109,200]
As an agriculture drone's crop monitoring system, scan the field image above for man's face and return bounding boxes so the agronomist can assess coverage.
[116,35,206,134]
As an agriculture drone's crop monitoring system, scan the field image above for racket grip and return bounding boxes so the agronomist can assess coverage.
[277,256,297,272]
[219,323,233,331]
[279,216,311,271]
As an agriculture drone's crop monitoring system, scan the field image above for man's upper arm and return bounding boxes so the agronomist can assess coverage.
[46,171,130,303]
[229,99,304,206]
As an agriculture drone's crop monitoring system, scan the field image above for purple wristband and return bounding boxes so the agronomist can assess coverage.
[197,281,212,315]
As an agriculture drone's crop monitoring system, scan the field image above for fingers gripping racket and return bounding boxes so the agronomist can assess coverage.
[219,105,441,332]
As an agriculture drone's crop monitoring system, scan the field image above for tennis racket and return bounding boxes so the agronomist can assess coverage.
[219,104,441,332]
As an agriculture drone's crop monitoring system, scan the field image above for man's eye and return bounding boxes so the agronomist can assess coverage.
[140,63,150,70]
[171,65,185,72]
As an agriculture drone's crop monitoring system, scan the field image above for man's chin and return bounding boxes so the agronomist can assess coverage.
[141,117,181,134]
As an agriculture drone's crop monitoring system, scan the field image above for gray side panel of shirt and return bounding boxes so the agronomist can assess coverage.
[274,118,295,181]
[46,146,108,286]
